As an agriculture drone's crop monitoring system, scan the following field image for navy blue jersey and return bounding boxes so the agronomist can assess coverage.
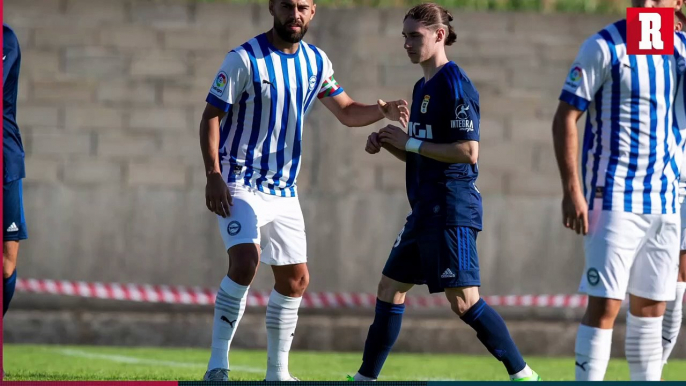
[3,24,25,183]
[405,61,482,230]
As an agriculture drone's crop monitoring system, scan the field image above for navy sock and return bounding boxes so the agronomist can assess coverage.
[3,269,17,316]
[461,298,526,375]
[358,299,405,379]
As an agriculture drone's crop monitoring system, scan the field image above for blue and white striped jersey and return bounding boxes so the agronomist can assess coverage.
[206,33,343,197]
[679,155,686,203]
[673,33,686,203]
[560,19,686,215]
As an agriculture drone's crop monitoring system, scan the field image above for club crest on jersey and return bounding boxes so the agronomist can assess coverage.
[211,71,228,96]
[451,104,474,132]
[420,95,430,114]
[308,75,317,91]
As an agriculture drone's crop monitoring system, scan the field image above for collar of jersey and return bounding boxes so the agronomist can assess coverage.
[420,60,455,88]
[260,33,301,59]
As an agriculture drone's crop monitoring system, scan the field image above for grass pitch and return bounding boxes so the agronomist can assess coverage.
[4,344,686,381]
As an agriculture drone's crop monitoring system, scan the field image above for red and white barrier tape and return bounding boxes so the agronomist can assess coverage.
[14,278,597,308]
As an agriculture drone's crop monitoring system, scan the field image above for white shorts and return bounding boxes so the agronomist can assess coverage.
[579,199,680,301]
[217,182,307,266]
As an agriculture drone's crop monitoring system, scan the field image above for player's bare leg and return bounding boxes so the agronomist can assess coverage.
[661,252,686,373]
[376,274,414,304]
[580,296,623,328]
[446,287,539,381]
[227,244,261,285]
[351,275,413,381]
[574,296,622,381]
[626,295,668,380]
[264,263,309,381]
[3,241,19,316]
[204,243,260,381]
[444,286,480,316]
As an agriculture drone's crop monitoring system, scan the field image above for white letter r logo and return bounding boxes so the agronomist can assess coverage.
[639,13,664,50]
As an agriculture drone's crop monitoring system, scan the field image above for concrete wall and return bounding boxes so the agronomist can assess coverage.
[4,0,621,299]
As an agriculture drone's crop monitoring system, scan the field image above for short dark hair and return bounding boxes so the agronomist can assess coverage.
[404,2,456,46]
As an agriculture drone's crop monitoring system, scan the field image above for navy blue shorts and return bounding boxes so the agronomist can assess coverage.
[382,215,480,294]
[4,179,27,242]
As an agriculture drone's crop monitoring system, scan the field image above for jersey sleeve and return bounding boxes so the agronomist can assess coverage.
[445,70,480,142]
[205,50,250,112]
[675,31,686,64]
[3,27,20,86]
[316,53,344,99]
[674,32,686,137]
[558,36,610,112]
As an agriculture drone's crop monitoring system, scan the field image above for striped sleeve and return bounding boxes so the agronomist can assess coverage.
[206,50,250,112]
[559,36,610,112]
[673,32,686,147]
[676,31,686,57]
[316,53,344,99]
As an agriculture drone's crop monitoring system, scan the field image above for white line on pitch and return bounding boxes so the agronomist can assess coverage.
[56,348,265,373]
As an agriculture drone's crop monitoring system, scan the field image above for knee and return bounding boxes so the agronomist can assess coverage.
[629,295,665,318]
[3,245,18,279]
[229,261,259,285]
[446,288,480,317]
[227,244,260,286]
[3,260,16,279]
[289,272,310,296]
[449,299,472,317]
[582,297,622,328]
[376,279,398,304]
[276,271,309,297]
[376,276,412,304]
[678,253,686,282]
[582,311,618,328]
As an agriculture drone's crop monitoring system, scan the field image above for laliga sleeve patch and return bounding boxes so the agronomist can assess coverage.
[211,71,229,96]
[565,63,583,89]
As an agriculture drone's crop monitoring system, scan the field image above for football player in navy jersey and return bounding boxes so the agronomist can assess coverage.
[347,3,539,382]
[3,24,26,318]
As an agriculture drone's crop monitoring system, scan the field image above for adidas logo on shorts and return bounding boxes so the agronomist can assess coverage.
[441,268,455,279]
[6,222,18,232]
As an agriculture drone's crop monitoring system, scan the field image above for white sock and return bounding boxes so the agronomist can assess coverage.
[574,324,613,381]
[626,313,663,381]
[207,276,249,371]
[662,282,686,366]
[265,290,302,381]
[510,364,533,380]
[353,372,377,381]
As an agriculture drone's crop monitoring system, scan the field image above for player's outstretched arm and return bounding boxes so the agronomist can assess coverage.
[199,103,233,218]
[377,124,476,164]
[552,101,588,235]
[381,143,407,162]
[409,141,477,164]
[319,92,409,128]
